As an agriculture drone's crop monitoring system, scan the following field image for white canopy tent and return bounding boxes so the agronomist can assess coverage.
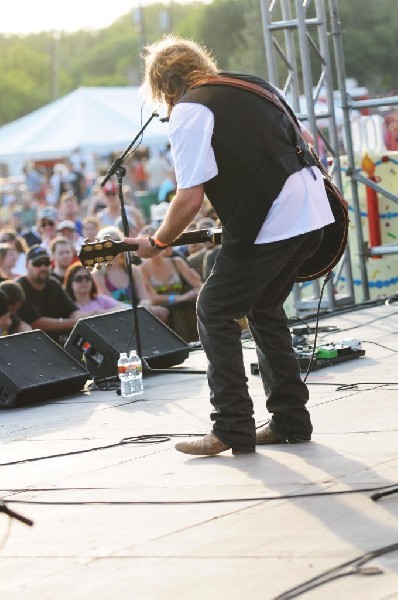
[0,87,169,175]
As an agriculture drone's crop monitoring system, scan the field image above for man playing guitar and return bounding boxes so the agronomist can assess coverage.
[125,35,335,456]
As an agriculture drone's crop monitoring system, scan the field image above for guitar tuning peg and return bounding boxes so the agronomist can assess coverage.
[103,234,111,241]
[85,266,93,272]
[84,238,91,244]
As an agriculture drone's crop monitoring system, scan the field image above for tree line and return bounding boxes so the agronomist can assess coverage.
[0,0,397,127]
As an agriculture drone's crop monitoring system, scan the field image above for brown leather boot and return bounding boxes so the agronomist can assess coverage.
[175,432,254,456]
[256,425,284,444]
[256,424,311,445]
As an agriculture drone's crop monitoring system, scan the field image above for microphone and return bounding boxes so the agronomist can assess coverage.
[159,117,169,123]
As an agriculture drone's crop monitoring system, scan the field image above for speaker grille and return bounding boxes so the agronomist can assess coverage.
[0,331,89,408]
[65,307,190,377]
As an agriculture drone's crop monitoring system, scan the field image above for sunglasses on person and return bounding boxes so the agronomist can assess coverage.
[72,274,92,283]
[41,220,55,227]
[32,259,51,267]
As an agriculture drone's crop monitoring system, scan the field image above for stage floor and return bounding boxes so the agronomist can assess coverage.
[1,302,398,599]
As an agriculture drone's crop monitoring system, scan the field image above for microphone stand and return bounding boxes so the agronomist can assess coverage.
[100,111,207,377]
[100,111,160,372]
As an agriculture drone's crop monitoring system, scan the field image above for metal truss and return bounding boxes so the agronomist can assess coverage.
[259,0,355,313]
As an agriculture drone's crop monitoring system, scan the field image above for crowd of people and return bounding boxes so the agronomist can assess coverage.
[0,148,219,344]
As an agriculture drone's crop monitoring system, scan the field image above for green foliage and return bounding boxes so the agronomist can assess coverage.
[0,0,397,127]
[338,0,398,93]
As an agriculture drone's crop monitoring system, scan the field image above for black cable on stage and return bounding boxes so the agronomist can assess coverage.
[0,433,206,467]
[274,542,398,599]
[2,483,398,506]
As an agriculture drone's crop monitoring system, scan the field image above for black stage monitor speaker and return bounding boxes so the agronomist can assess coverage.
[64,307,190,378]
[0,330,90,408]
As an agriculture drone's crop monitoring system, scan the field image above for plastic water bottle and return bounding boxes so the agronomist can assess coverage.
[118,352,133,398]
[128,349,143,396]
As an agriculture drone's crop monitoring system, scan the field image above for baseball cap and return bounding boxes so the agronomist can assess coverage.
[103,182,117,195]
[27,245,51,263]
[38,206,58,221]
[57,219,76,231]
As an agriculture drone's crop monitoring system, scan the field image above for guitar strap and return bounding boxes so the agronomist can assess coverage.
[192,75,302,130]
[191,75,324,176]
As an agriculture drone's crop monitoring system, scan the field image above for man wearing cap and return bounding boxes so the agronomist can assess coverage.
[16,245,84,346]
[56,220,84,253]
[23,206,59,249]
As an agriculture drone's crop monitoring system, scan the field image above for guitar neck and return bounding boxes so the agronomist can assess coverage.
[79,227,222,268]
[118,227,222,252]
[173,227,222,246]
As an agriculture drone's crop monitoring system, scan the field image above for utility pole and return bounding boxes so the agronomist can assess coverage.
[50,30,60,100]
[133,2,146,78]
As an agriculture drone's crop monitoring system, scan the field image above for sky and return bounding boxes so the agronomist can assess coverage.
[0,0,209,35]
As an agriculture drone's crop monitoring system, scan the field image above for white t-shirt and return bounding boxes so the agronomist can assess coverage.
[169,102,334,243]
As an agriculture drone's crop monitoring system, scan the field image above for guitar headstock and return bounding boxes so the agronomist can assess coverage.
[78,237,137,268]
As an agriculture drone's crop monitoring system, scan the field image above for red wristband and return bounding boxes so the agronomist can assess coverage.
[148,236,169,250]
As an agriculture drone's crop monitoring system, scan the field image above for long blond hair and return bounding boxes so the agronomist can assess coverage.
[142,34,219,112]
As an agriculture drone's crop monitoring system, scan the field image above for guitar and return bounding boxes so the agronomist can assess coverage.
[79,194,348,283]
[79,228,222,268]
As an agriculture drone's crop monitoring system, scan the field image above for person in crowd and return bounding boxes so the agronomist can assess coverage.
[185,217,217,279]
[47,163,69,205]
[91,226,135,305]
[81,215,101,242]
[128,150,148,191]
[64,262,125,315]
[58,192,83,235]
[0,279,31,334]
[145,149,172,193]
[23,205,59,249]
[136,225,202,341]
[157,170,176,203]
[95,181,145,230]
[0,243,18,281]
[23,163,47,203]
[56,220,84,253]
[115,215,140,238]
[64,159,86,203]
[16,245,85,346]
[92,226,168,322]
[49,236,76,284]
[83,179,107,215]
[126,35,334,455]
[0,229,28,276]
[0,289,11,335]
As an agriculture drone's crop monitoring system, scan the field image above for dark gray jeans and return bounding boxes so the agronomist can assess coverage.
[196,229,323,453]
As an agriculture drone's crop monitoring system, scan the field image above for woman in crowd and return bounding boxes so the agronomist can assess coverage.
[81,215,101,243]
[0,279,31,333]
[137,227,203,340]
[91,226,135,304]
[91,226,168,322]
[64,262,125,315]
[0,243,18,281]
[0,228,29,276]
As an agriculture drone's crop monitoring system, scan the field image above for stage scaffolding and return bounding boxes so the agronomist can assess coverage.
[259,0,398,313]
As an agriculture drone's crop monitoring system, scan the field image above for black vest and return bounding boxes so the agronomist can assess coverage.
[178,74,317,257]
